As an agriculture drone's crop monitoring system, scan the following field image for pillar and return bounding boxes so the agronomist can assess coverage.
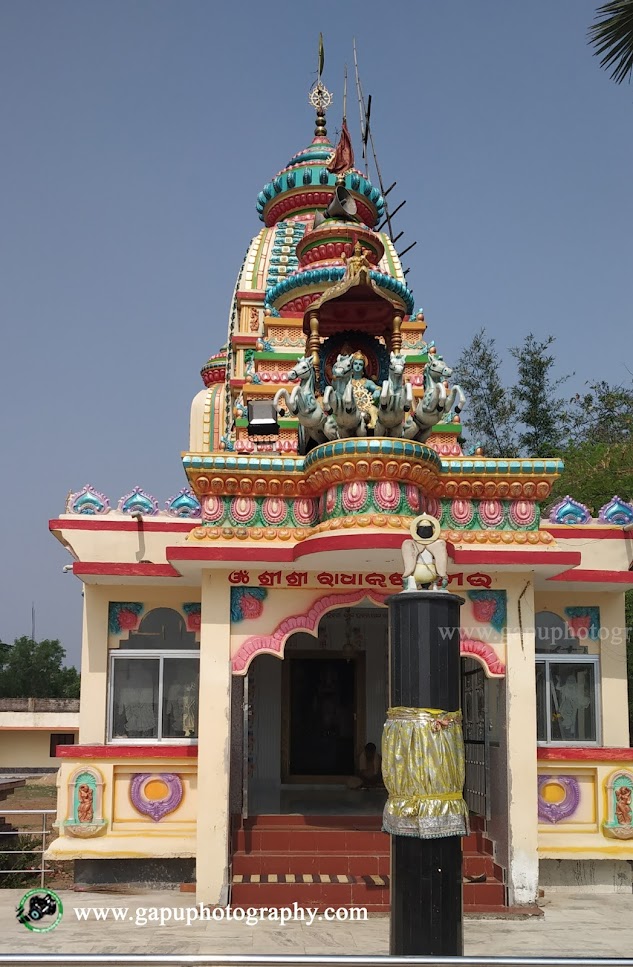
[388,590,464,956]
[392,314,402,354]
[196,571,232,906]
[308,311,321,386]
[505,573,538,905]
[78,586,110,744]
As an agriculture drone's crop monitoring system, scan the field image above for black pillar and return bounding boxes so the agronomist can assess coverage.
[388,590,464,956]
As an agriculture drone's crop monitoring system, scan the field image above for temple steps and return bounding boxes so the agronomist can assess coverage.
[227,815,508,914]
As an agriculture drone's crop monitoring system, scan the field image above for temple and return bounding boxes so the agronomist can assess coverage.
[48,67,633,913]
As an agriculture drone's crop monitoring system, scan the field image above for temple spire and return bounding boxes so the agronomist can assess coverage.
[309,33,332,140]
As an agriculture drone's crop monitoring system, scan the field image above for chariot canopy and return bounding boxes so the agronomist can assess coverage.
[302,267,406,339]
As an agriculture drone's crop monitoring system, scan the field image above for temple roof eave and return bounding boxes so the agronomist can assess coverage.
[301,270,405,334]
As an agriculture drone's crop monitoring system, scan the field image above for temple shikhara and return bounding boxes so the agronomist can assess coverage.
[48,62,633,914]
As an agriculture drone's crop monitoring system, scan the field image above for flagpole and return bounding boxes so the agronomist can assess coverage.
[343,64,347,122]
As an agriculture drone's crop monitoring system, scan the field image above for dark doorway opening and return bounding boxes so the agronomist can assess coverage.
[283,653,364,781]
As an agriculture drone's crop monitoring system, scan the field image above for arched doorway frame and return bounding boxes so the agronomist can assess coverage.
[232,589,506,679]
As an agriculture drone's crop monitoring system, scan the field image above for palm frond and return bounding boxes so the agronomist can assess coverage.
[589,0,633,84]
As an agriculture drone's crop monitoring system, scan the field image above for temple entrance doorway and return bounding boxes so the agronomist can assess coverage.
[461,657,489,820]
[283,652,361,780]
[246,604,388,815]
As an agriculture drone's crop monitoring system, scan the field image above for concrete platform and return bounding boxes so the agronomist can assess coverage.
[1,889,633,958]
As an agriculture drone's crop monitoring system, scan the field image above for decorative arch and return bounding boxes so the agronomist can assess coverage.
[460,634,506,678]
[232,590,388,674]
[63,765,107,838]
[231,590,506,678]
[603,768,633,839]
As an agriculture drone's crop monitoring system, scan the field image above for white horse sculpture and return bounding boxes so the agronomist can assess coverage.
[404,354,466,443]
[375,352,414,437]
[323,354,367,439]
[273,356,330,452]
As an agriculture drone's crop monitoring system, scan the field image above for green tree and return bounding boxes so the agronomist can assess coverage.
[453,329,518,457]
[551,438,633,512]
[568,380,633,446]
[589,0,633,85]
[551,378,633,510]
[509,334,571,457]
[0,637,80,699]
[454,329,633,738]
[454,330,571,458]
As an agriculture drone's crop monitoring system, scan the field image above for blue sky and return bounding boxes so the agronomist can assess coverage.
[1,0,631,667]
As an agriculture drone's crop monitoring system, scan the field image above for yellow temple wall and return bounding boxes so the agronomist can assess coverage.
[535,590,628,747]
[546,527,632,570]
[538,757,633,860]
[196,571,232,906]
[504,572,539,905]
[54,519,186,566]
[47,756,197,861]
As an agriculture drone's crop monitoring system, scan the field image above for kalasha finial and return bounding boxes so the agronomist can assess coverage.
[309,82,332,138]
[310,35,332,138]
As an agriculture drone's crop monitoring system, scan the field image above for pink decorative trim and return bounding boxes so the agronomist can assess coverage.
[232,592,507,678]
[50,519,193,533]
[459,634,506,678]
[232,590,390,674]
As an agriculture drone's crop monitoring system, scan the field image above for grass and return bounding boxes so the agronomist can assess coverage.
[10,784,57,801]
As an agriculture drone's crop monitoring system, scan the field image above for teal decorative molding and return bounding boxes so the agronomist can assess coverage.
[108,602,144,635]
[182,603,201,633]
[165,489,201,519]
[564,607,600,641]
[118,487,159,516]
[67,485,110,516]
[599,496,633,526]
[549,496,591,525]
[231,587,268,623]
[468,590,507,633]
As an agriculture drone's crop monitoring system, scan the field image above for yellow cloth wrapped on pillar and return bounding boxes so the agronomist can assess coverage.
[381,707,469,839]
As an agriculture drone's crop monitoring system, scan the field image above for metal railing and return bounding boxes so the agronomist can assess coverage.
[2,958,633,966]
[0,809,56,888]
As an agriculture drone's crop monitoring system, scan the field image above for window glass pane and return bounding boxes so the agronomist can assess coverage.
[112,659,159,739]
[535,611,587,654]
[536,663,547,741]
[549,662,596,742]
[162,658,199,739]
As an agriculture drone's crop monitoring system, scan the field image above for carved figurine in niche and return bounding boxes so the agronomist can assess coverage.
[616,786,632,826]
[602,771,633,840]
[323,354,367,438]
[77,783,94,823]
[346,240,372,280]
[401,514,449,591]
[350,351,381,430]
